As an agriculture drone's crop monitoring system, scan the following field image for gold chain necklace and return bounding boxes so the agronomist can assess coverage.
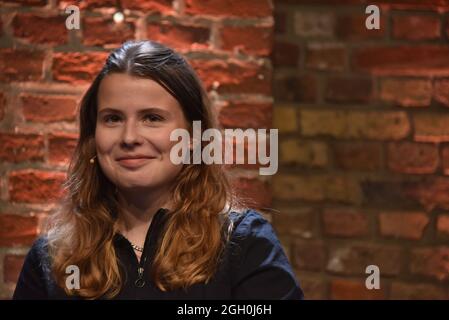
[121,234,144,252]
[130,243,144,252]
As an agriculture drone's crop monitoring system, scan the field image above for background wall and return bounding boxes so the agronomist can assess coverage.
[0,0,273,298]
[273,0,449,299]
[1,0,449,300]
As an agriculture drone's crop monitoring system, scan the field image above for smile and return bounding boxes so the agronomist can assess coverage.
[116,157,154,169]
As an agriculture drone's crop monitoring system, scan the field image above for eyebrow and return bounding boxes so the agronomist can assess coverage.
[98,107,170,116]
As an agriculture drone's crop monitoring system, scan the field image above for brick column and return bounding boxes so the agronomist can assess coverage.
[273,0,449,299]
[0,0,274,298]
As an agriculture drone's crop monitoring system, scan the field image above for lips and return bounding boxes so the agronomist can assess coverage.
[116,155,155,161]
[116,155,156,168]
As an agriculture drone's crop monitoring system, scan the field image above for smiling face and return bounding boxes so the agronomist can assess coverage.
[95,73,190,192]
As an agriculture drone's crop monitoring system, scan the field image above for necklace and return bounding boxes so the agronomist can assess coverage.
[130,243,144,252]
[120,234,144,252]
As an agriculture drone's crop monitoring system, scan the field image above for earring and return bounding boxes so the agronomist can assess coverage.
[89,155,97,164]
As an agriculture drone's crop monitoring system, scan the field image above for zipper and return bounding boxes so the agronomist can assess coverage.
[135,264,146,287]
[132,208,167,289]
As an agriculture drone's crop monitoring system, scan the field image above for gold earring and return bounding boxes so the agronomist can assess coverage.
[89,155,97,164]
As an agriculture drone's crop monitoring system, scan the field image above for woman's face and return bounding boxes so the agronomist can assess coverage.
[95,73,189,192]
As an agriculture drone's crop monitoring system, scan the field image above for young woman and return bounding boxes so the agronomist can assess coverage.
[13,40,303,300]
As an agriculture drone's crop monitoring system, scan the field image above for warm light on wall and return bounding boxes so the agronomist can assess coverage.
[113,0,124,24]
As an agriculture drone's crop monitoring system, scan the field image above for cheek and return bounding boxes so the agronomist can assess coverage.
[150,127,181,153]
[95,127,114,152]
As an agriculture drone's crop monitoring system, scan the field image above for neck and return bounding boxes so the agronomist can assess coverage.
[116,186,173,235]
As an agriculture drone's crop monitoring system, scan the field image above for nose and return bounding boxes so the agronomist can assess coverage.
[121,121,144,147]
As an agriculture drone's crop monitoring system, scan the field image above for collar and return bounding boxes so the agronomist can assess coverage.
[113,207,169,244]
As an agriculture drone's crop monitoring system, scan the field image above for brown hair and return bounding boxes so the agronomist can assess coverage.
[46,41,243,299]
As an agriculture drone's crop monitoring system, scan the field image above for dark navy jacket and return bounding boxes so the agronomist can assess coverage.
[13,209,304,300]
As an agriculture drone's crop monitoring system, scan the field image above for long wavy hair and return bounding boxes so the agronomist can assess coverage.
[46,40,243,299]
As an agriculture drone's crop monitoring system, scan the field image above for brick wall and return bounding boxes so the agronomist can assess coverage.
[2,0,449,300]
[0,0,274,298]
[273,0,449,299]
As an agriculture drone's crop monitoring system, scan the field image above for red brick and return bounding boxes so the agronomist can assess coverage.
[60,0,115,9]
[379,211,429,240]
[279,139,328,168]
[220,26,272,56]
[274,174,361,204]
[3,0,46,6]
[390,282,447,300]
[332,278,386,300]
[294,11,334,38]
[293,240,326,271]
[413,113,449,142]
[122,0,172,12]
[434,79,449,107]
[353,46,449,76]
[330,279,386,300]
[297,277,326,300]
[12,13,67,45]
[279,0,364,4]
[52,52,108,84]
[0,133,44,163]
[300,110,410,140]
[327,244,403,275]
[147,23,209,52]
[83,17,135,47]
[437,214,449,237]
[190,59,271,95]
[185,0,272,17]
[8,169,66,204]
[392,14,440,40]
[0,214,38,246]
[274,11,287,34]
[21,94,78,123]
[0,49,44,82]
[231,177,271,209]
[4,255,25,283]
[336,14,385,41]
[0,92,5,121]
[218,102,272,129]
[48,132,78,165]
[322,209,369,237]
[325,77,372,103]
[333,142,382,171]
[271,208,316,239]
[387,142,438,174]
[380,78,432,107]
[272,41,300,67]
[410,246,449,281]
[274,74,316,103]
[402,177,449,211]
[443,146,449,175]
[373,0,449,10]
[305,46,345,71]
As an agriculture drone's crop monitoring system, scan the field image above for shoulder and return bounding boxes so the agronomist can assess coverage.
[226,209,285,259]
[13,236,53,299]
[229,209,278,243]
[23,236,52,273]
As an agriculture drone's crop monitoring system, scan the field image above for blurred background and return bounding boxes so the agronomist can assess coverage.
[0,0,448,299]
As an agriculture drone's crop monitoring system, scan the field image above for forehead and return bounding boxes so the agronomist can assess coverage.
[97,73,181,112]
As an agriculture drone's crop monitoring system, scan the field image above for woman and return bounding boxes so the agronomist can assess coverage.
[13,40,303,300]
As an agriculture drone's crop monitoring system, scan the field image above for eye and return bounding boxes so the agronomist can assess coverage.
[103,114,122,123]
[143,113,164,123]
